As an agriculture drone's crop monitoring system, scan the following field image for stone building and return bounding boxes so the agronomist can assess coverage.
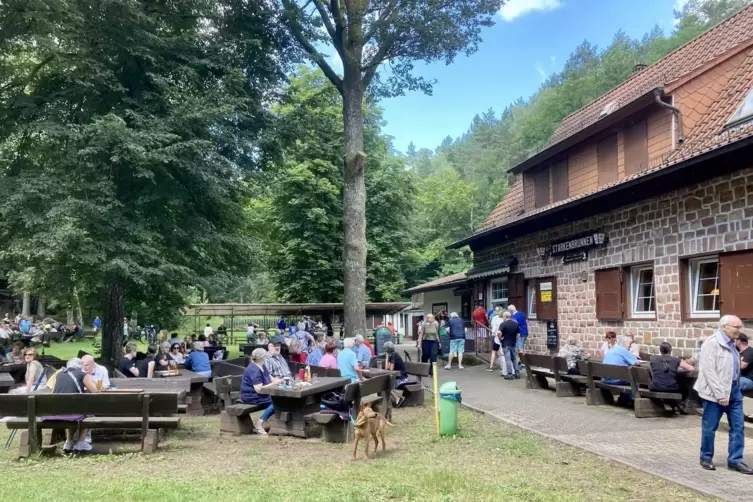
[410,6,753,355]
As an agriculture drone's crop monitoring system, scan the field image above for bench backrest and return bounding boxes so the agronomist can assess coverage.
[524,353,554,371]
[586,361,631,381]
[289,361,341,378]
[212,361,245,378]
[404,361,430,378]
[225,357,249,367]
[359,373,390,396]
[552,356,569,373]
[630,365,652,387]
[639,351,651,362]
[0,393,178,417]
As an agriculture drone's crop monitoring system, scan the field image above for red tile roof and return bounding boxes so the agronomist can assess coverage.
[402,272,467,295]
[476,6,753,236]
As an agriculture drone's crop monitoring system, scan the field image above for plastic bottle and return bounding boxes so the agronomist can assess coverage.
[305,365,311,382]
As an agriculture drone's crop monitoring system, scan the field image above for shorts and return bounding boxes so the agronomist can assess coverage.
[449,339,465,354]
[516,337,527,350]
[492,342,501,352]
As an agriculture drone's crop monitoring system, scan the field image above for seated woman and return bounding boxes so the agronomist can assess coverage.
[557,338,584,374]
[184,342,212,377]
[9,347,46,394]
[649,342,694,414]
[5,341,24,364]
[257,331,269,346]
[197,334,209,348]
[240,348,283,435]
[206,334,217,348]
[600,331,617,356]
[319,340,338,369]
[137,344,158,378]
[155,342,175,369]
[169,343,185,365]
[289,338,308,364]
[54,358,98,452]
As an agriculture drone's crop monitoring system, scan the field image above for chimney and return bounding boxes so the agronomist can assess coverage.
[633,63,648,74]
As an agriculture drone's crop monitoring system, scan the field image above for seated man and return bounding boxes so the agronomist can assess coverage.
[6,342,24,364]
[602,335,638,385]
[184,342,211,377]
[264,335,292,380]
[240,348,283,435]
[307,339,325,367]
[557,338,585,375]
[337,337,362,383]
[82,354,110,390]
[54,358,99,452]
[118,343,140,377]
[354,334,371,368]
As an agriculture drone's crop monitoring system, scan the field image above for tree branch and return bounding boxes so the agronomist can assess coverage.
[362,37,396,88]
[364,0,399,44]
[312,0,336,40]
[282,0,343,92]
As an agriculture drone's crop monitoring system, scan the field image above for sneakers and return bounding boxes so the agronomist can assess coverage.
[444,365,451,370]
[62,441,74,452]
[486,368,494,372]
[254,420,268,435]
[74,441,92,452]
[458,366,464,370]
[396,396,406,408]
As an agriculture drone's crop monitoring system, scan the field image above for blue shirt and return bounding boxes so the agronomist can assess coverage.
[307,349,323,367]
[184,350,211,374]
[448,318,465,340]
[19,319,31,334]
[602,345,638,384]
[512,311,528,337]
[337,348,359,383]
[93,318,101,328]
[240,363,272,405]
[355,344,371,367]
[277,319,286,330]
[722,333,740,380]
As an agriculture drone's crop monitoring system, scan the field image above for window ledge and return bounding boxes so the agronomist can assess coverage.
[625,316,657,321]
[682,316,720,322]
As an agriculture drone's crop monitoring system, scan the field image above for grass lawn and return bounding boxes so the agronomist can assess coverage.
[39,339,244,361]
[0,405,711,502]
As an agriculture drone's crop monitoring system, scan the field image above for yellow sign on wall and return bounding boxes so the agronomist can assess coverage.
[541,290,552,302]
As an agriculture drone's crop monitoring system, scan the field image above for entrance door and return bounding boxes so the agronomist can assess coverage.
[411,315,423,341]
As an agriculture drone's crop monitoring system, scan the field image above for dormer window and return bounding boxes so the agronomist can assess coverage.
[598,100,619,119]
[727,86,753,128]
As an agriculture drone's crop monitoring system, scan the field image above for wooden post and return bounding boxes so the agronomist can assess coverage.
[141,394,150,452]
[432,362,439,435]
[27,395,38,455]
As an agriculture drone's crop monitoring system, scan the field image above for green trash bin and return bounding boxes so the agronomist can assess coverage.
[439,381,461,435]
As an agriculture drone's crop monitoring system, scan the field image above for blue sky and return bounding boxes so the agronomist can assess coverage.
[375,0,686,153]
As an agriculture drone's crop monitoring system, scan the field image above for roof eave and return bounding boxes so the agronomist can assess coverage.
[509,88,664,175]
[400,279,468,296]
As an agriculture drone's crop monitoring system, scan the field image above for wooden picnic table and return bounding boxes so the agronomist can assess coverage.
[0,363,27,383]
[111,370,208,415]
[0,373,14,393]
[258,376,350,438]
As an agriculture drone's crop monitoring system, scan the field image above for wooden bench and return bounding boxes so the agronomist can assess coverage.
[0,393,180,457]
[551,356,588,397]
[314,373,393,443]
[585,361,633,407]
[211,361,245,379]
[220,402,267,435]
[400,361,430,406]
[520,353,555,390]
[629,366,683,418]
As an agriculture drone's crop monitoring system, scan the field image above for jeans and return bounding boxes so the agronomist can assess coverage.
[421,340,438,374]
[701,382,744,464]
[502,345,519,376]
[516,337,527,351]
[739,376,753,392]
[260,404,275,422]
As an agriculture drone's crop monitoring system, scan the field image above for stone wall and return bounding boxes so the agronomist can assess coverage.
[473,166,753,356]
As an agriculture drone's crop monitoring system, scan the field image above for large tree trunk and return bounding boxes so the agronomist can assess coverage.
[21,292,30,317]
[341,72,367,338]
[102,278,125,364]
[72,287,84,327]
[36,297,45,319]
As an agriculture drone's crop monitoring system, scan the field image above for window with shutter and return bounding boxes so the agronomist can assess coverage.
[597,134,618,186]
[719,251,753,319]
[534,168,550,208]
[537,277,557,320]
[624,120,648,177]
[525,280,537,319]
[508,273,525,315]
[595,268,624,320]
[551,158,569,202]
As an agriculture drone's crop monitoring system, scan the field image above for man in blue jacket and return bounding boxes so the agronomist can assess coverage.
[444,312,467,370]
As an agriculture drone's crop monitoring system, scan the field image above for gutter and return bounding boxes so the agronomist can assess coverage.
[654,89,684,144]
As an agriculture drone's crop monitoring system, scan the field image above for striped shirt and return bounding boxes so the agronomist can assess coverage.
[264,354,291,379]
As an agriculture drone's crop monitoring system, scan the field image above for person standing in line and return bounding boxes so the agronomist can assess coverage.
[417,314,439,374]
[487,306,507,374]
[696,315,753,473]
[508,305,528,351]
[499,311,520,380]
[444,312,466,370]
[472,302,489,348]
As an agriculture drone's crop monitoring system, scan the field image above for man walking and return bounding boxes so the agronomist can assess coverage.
[444,312,466,370]
[696,315,753,473]
[499,311,520,380]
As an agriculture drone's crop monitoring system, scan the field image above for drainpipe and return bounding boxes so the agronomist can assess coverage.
[654,89,684,145]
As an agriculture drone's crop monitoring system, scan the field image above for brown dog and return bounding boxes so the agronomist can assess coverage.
[352,404,396,460]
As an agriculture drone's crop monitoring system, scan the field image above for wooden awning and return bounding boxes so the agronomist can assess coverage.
[185,302,410,317]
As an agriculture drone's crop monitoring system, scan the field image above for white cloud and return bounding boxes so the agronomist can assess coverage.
[535,63,548,81]
[673,0,689,25]
[500,0,563,21]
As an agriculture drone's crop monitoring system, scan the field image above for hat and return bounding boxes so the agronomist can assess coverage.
[270,335,285,344]
[739,333,749,344]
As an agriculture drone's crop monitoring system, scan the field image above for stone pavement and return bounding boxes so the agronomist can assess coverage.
[397,344,752,501]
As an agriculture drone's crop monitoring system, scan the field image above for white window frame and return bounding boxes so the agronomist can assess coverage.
[689,256,720,318]
[488,277,509,308]
[727,85,753,128]
[526,281,537,319]
[629,265,655,318]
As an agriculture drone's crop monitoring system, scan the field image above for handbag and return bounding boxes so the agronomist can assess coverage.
[321,391,348,411]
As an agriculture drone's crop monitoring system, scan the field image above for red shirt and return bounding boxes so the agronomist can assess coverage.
[472,307,488,328]
[363,339,376,357]
[291,352,308,364]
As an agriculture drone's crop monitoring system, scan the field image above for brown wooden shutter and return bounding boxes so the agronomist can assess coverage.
[719,251,753,319]
[472,279,487,309]
[537,277,557,320]
[679,258,690,321]
[624,120,648,177]
[551,158,569,202]
[508,273,525,315]
[597,134,618,186]
[534,168,550,208]
[595,268,624,320]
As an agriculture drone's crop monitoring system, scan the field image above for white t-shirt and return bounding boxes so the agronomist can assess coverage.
[204,326,213,336]
[491,315,503,345]
[91,364,111,389]
[246,326,255,335]
[601,341,612,355]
